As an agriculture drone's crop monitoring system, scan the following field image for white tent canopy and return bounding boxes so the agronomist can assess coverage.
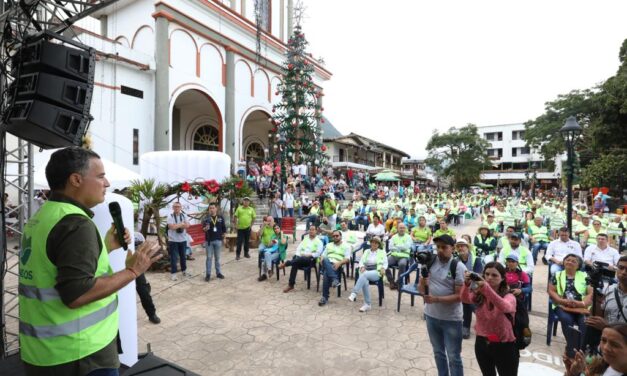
[33,149,141,190]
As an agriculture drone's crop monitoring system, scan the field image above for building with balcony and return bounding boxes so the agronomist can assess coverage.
[478,123,562,189]
[322,120,409,172]
[400,158,437,186]
[20,0,332,174]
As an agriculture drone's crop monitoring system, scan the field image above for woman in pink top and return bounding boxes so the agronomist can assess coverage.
[461,261,518,376]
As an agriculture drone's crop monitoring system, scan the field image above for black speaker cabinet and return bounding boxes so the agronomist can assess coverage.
[123,353,201,376]
[5,100,89,149]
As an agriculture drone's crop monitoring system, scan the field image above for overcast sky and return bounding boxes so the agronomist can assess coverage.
[302,0,627,159]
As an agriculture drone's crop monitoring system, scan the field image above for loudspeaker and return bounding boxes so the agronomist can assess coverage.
[10,72,92,112]
[123,353,201,376]
[5,100,89,149]
[13,38,93,82]
[2,32,95,149]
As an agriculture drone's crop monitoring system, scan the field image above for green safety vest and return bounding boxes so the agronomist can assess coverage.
[501,246,530,268]
[529,224,549,243]
[607,223,623,237]
[341,231,357,244]
[300,236,322,254]
[325,242,348,263]
[19,201,118,366]
[587,227,601,245]
[390,234,412,259]
[554,270,589,309]
[362,249,386,271]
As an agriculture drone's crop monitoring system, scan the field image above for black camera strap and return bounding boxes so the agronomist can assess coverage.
[613,287,627,323]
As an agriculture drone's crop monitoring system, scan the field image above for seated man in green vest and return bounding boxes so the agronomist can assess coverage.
[257,216,276,281]
[528,216,550,265]
[385,223,413,290]
[473,224,497,260]
[282,225,324,293]
[497,233,534,276]
[19,147,161,376]
[318,230,351,306]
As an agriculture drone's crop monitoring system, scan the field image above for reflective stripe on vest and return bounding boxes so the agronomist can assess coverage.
[19,201,118,366]
[18,284,60,302]
[20,298,118,339]
[530,225,549,242]
[391,234,411,258]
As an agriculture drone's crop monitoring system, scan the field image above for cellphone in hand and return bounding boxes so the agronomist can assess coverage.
[469,272,482,282]
[565,326,581,358]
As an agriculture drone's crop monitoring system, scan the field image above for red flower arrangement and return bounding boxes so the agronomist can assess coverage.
[181,182,191,192]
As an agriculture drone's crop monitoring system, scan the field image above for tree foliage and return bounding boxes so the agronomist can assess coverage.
[268,24,327,168]
[580,154,627,191]
[524,38,627,194]
[426,125,491,189]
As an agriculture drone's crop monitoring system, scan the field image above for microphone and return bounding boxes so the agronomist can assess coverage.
[108,201,128,250]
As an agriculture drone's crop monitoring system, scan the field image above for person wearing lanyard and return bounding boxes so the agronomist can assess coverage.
[202,203,226,282]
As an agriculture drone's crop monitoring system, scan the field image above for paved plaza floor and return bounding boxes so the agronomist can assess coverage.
[137,218,568,376]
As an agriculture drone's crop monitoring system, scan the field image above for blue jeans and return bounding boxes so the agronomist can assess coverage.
[352,270,380,305]
[168,241,187,274]
[532,242,548,264]
[321,258,341,299]
[262,249,279,274]
[87,369,119,376]
[205,240,222,277]
[285,207,294,217]
[556,307,586,351]
[425,315,464,376]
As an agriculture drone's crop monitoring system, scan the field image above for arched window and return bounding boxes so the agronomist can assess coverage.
[246,142,265,161]
[193,125,219,151]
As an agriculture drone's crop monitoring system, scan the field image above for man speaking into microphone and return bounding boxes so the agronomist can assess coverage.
[19,147,162,376]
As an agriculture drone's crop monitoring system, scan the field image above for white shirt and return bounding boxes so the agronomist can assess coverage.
[291,164,299,175]
[283,192,294,209]
[584,245,620,266]
[365,223,385,237]
[545,239,583,262]
[298,164,307,176]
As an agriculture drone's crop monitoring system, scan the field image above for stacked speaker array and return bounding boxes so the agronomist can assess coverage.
[3,33,95,149]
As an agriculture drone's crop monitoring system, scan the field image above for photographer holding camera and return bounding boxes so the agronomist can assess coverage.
[586,256,627,332]
[418,234,467,376]
[167,202,191,281]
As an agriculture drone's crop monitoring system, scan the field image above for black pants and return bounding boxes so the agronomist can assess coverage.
[135,273,156,317]
[475,336,519,376]
[236,227,251,257]
[462,303,474,329]
[286,256,314,286]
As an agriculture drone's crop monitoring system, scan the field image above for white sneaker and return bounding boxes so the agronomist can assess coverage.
[359,304,372,312]
[170,274,178,281]
[348,292,357,302]
[182,271,192,277]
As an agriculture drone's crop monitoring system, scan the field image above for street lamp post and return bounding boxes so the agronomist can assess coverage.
[497,173,501,190]
[560,116,582,238]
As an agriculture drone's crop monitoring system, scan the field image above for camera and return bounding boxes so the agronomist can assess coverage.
[587,261,615,287]
[468,272,482,281]
[176,228,184,234]
[415,250,434,265]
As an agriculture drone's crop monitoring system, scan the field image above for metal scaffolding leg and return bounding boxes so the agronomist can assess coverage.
[1,138,33,358]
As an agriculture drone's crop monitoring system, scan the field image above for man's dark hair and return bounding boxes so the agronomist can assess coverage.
[45,147,101,191]
[559,227,569,233]
[618,255,627,264]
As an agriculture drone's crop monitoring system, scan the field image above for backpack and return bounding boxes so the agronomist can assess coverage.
[506,293,531,349]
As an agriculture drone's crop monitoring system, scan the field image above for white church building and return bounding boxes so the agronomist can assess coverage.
[60,0,331,172]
